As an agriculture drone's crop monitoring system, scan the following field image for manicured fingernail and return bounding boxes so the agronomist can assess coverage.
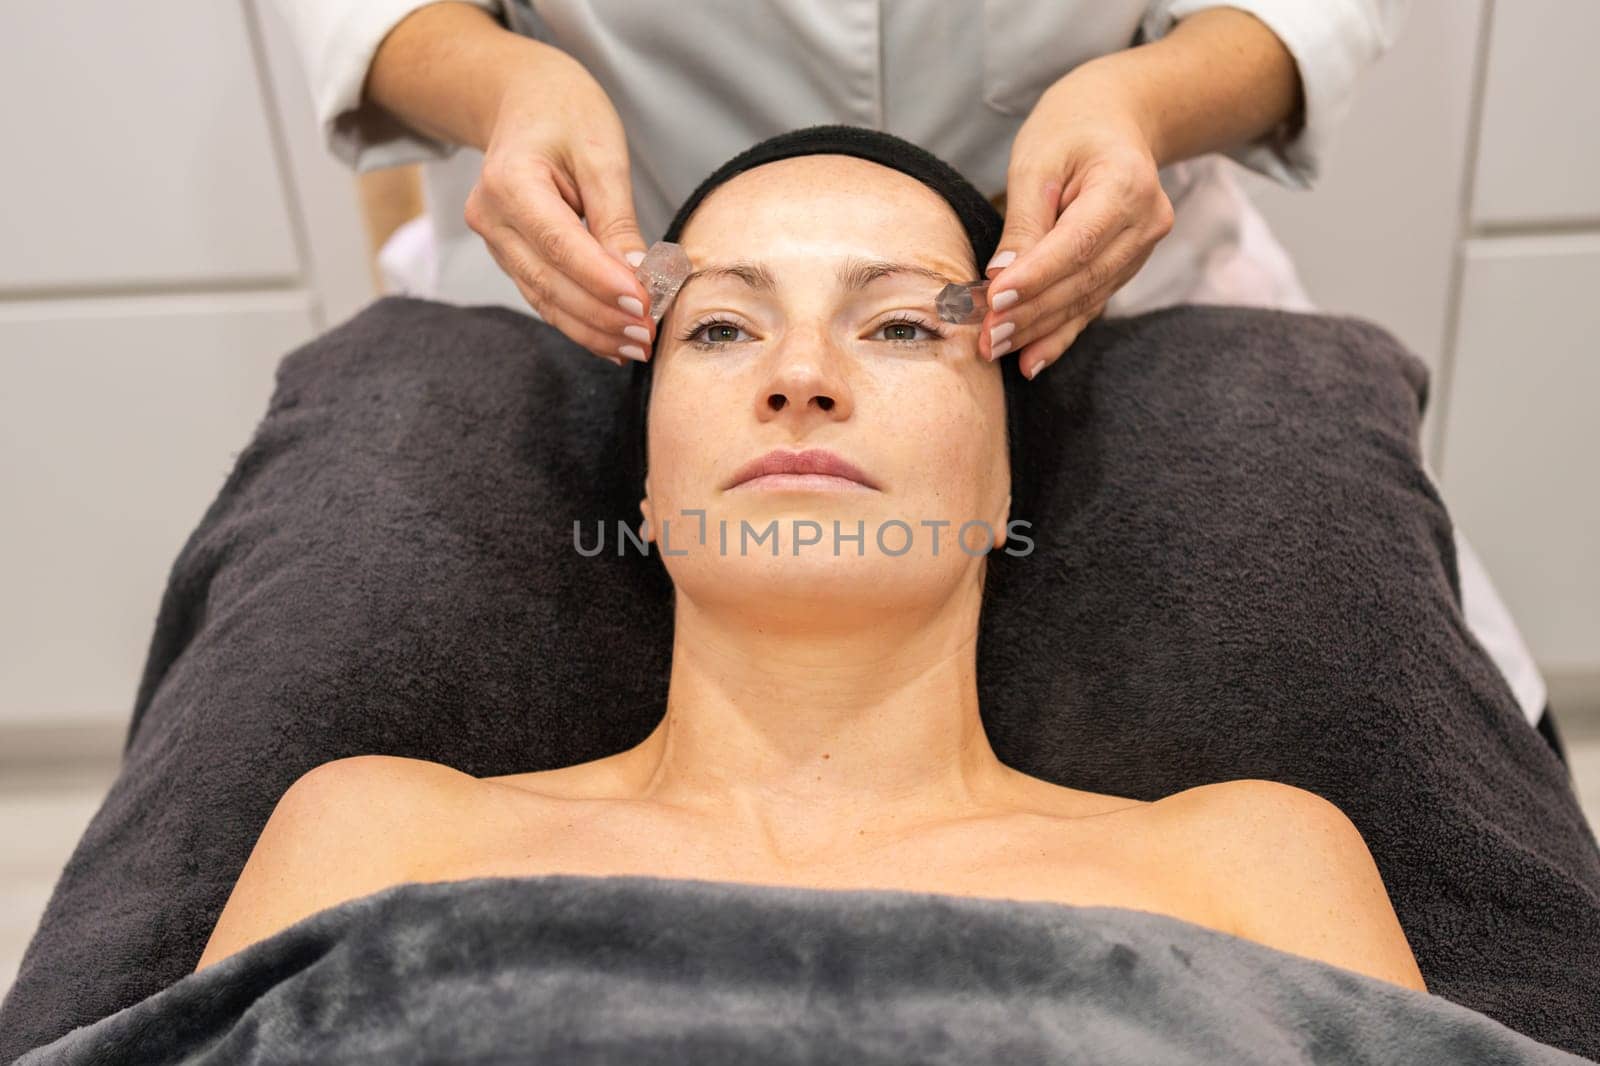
[619,343,647,361]
[625,250,646,268]
[986,250,1016,273]
[990,321,1015,347]
[992,289,1019,312]
[1025,359,1046,380]
[617,294,645,316]
[623,324,651,343]
[990,338,1013,360]
[607,355,627,368]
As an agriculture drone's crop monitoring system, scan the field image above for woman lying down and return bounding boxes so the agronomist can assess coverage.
[192,126,1427,996]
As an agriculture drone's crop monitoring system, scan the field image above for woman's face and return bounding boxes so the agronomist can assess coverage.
[641,154,1011,618]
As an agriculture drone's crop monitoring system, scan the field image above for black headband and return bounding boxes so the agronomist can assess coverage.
[661,124,1005,269]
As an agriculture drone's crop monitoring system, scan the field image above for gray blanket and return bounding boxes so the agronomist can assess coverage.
[14,873,1593,1065]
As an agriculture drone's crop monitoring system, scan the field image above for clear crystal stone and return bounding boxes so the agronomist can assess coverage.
[634,241,693,322]
[935,281,990,324]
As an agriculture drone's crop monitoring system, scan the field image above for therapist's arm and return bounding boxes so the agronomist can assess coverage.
[1081,7,1303,171]
[365,2,543,152]
[363,2,657,368]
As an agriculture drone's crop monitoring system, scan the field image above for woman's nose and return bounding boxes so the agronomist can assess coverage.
[763,384,839,414]
[758,336,854,421]
[760,370,853,421]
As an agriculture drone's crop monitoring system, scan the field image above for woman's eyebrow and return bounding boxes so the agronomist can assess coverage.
[677,256,963,298]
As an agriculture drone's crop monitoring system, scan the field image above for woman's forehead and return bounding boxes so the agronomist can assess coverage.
[679,225,976,298]
[675,250,972,304]
[682,159,973,258]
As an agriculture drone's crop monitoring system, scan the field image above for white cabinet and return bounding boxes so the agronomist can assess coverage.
[0,3,301,291]
[0,297,316,723]
[1438,236,1600,671]
[1471,0,1600,229]
[1246,0,1485,384]
[0,0,372,729]
[1437,0,1600,685]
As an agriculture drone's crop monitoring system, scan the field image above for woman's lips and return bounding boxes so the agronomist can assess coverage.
[724,448,880,491]
[732,472,877,493]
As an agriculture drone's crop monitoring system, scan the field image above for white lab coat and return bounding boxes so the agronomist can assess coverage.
[273,0,1549,728]
[275,0,1410,312]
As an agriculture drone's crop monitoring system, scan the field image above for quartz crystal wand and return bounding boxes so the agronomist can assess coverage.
[633,241,693,323]
[935,281,991,324]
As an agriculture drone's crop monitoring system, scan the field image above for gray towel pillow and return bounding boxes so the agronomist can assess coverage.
[2,297,1595,1063]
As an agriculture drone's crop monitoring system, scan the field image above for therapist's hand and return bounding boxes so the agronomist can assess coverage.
[980,68,1173,380]
[465,50,656,367]
[979,8,1304,380]
[368,3,655,367]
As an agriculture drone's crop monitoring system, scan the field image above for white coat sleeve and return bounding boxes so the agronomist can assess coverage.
[1141,0,1411,188]
[271,0,505,172]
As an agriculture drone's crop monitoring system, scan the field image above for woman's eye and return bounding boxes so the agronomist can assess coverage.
[683,319,751,347]
[874,316,941,345]
[682,315,943,348]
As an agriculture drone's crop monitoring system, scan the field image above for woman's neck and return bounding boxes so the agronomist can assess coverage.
[610,585,1021,866]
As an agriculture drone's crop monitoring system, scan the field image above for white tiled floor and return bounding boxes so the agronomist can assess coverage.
[4,736,1599,1009]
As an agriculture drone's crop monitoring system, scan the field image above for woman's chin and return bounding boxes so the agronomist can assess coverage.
[653,502,891,558]
[666,551,970,616]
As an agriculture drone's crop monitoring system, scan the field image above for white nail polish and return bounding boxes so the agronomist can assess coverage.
[990,338,1012,359]
[619,344,647,361]
[990,321,1016,347]
[625,250,646,268]
[623,324,651,343]
[986,250,1016,273]
[992,289,1019,312]
[617,294,645,317]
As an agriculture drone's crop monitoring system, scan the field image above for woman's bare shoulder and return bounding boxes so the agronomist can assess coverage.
[292,753,483,807]
[1150,779,1428,992]
[995,764,1152,820]
[192,756,485,974]
[263,755,497,850]
[479,750,646,800]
